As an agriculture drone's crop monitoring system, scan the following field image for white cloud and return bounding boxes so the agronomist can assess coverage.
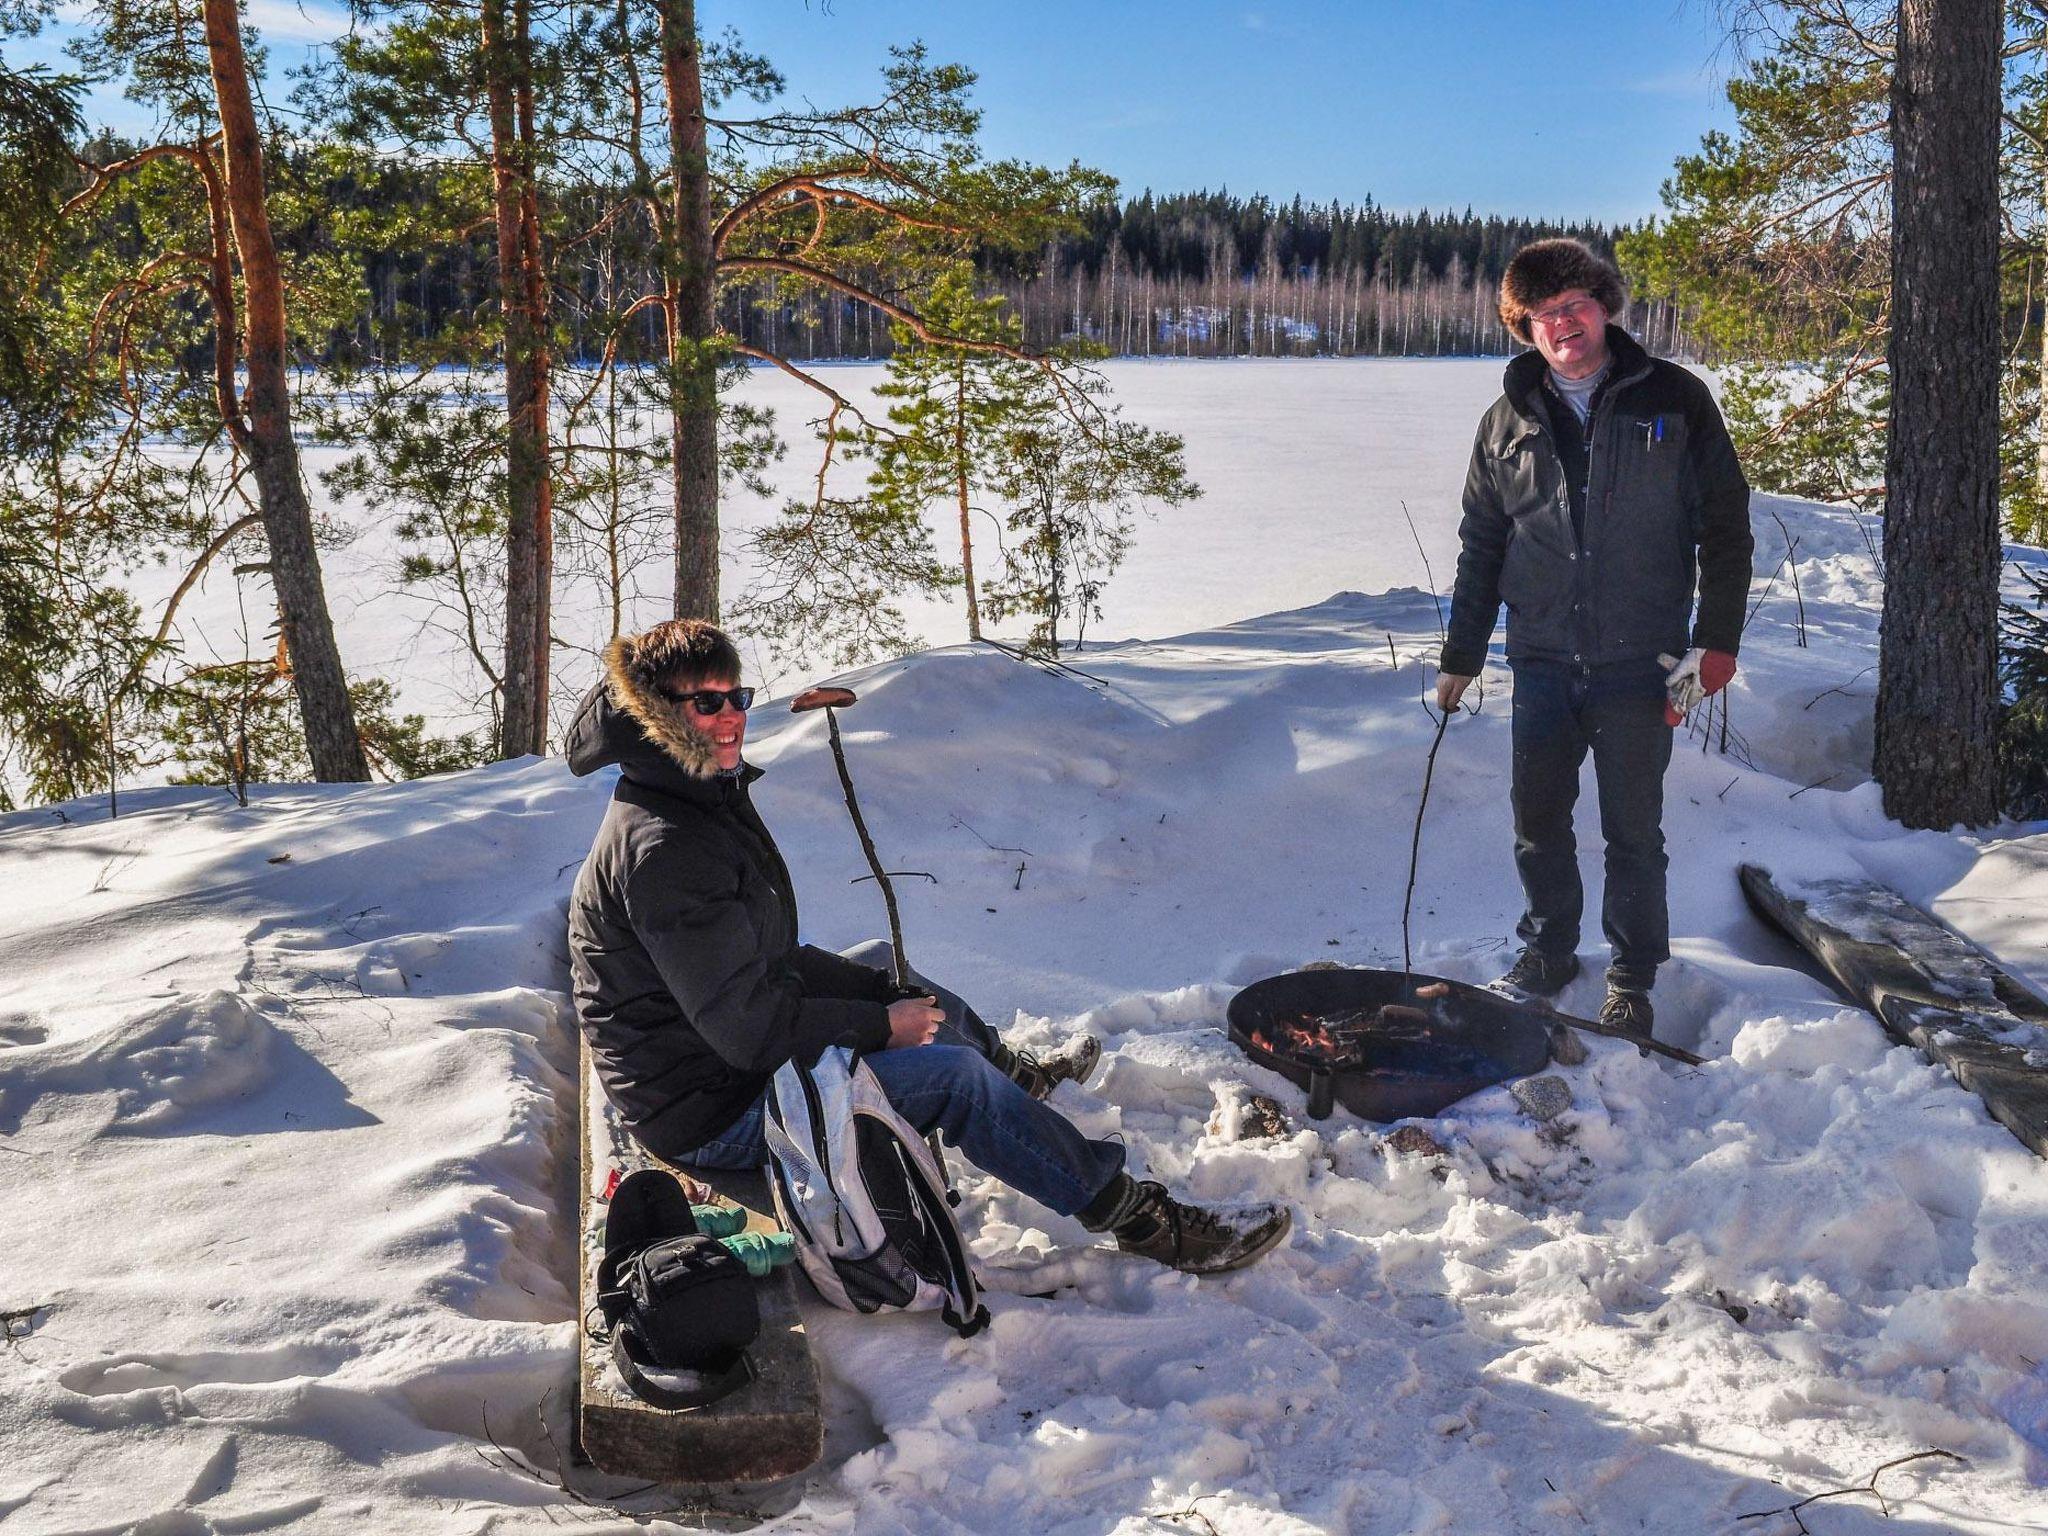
[243,0,352,46]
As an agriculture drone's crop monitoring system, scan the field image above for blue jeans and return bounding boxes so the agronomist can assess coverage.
[679,942,1125,1218]
[1509,659,1675,985]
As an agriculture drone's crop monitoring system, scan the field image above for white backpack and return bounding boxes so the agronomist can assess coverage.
[764,1046,987,1336]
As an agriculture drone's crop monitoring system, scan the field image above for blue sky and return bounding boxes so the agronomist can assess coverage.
[30,0,1737,226]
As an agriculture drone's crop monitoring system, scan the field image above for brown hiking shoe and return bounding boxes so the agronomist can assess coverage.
[1003,1034,1102,1101]
[1598,984,1655,1040]
[1089,1177,1291,1275]
[1497,949,1581,999]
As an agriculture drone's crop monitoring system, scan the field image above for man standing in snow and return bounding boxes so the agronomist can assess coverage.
[1435,239,1752,1039]
[567,618,1291,1275]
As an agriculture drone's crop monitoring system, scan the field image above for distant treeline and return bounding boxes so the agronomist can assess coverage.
[232,155,1680,364]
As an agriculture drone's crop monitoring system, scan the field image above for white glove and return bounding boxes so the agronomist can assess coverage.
[1659,649,1707,717]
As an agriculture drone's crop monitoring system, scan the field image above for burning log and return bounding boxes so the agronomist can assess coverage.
[1248,999,1482,1074]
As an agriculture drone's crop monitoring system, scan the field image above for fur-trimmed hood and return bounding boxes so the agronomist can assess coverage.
[564,636,739,790]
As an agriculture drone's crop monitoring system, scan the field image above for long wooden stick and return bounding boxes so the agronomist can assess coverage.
[822,706,909,986]
[1402,708,1452,986]
[1543,1007,1705,1066]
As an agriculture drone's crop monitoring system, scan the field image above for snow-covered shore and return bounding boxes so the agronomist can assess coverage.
[5,486,2047,1531]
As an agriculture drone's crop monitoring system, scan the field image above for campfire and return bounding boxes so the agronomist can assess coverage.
[1228,972,1552,1123]
[1247,1002,1443,1067]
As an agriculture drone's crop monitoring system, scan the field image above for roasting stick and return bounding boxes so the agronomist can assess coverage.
[1401,708,1454,992]
[791,686,910,987]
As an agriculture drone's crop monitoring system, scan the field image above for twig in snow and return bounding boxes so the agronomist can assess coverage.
[851,869,937,886]
[1743,561,1784,633]
[1802,667,1875,710]
[2,1303,47,1361]
[1718,777,1740,801]
[1767,506,1807,647]
[337,905,382,939]
[1400,499,1448,643]
[1147,1495,1222,1536]
[949,814,1033,857]
[1736,1448,1965,1533]
[982,636,1112,691]
[1789,773,1840,800]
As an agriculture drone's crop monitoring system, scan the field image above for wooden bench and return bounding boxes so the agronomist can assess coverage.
[577,1040,823,1483]
[1741,863,2048,1157]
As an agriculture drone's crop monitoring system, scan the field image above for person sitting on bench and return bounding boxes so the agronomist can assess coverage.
[566,619,1291,1276]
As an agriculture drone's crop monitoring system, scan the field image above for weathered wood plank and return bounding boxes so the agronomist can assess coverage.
[577,1039,822,1483]
[1739,863,2048,1157]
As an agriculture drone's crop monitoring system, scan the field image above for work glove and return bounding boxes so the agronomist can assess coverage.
[1658,649,1738,725]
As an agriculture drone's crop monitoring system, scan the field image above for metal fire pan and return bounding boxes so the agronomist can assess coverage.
[1227,967,1553,1123]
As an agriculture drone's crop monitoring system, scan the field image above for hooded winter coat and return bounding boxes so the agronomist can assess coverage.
[565,649,893,1161]
[1439,326,1753,678]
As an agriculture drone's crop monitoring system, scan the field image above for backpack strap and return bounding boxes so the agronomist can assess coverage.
[609,1319,754,1412]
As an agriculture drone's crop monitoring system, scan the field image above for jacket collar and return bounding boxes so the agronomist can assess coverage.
[1502,324,1651,424]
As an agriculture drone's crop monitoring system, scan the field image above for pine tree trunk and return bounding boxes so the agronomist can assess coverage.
[200,0,368,782]
[483,0,553,758]
[662,0,720,622]
[953,354,981,640]
[2038,156,2048,513]
[1877,0,2003,827]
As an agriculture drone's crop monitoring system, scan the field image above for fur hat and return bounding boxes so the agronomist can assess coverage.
[1498,239,1627,345]
[602,619,743,778]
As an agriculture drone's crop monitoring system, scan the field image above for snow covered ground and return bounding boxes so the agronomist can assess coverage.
[6,366,2048,1532]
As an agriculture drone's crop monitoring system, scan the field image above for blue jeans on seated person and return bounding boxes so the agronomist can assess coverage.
[678,942,1125,1218]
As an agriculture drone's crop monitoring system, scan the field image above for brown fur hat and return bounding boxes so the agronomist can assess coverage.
[602,619,743,777]
[1498,239,1627,345]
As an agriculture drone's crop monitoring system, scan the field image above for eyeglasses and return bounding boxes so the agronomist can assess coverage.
[660,685,755,717]
[1528,296,1603,330]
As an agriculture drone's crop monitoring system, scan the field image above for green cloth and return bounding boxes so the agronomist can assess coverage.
[688,1203,796,1276]
[718,1230,797,1278]
[689,1202,748,1239]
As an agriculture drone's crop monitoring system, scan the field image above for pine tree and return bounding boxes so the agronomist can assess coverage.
[865,265,1045,642]
[1877,0,2005,828]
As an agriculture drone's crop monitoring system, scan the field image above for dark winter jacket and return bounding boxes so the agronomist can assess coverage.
[1439,326,1753,677]
[565,650,893,1161]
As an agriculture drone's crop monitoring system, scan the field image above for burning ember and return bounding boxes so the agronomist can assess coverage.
[1229,974,1548,1124]
[1248,1003,1441,1066]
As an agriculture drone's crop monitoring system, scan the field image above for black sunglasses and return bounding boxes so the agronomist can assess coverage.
[661,685,754,717]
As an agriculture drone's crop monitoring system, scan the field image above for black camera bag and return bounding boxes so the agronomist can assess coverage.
[596,1170,759,1411]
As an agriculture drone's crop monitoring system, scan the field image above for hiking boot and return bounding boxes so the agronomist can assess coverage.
[1496,948,1581,999]
[1080,1174,1291,1275]
[997,1034,1102,1101]
[1598,984,1655,1040]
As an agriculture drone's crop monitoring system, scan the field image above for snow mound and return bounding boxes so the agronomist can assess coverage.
[1731,1008,1894,1075]
[0,989,277,1136]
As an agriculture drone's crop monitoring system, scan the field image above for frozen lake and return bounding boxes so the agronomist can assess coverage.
[127,358,1525,744]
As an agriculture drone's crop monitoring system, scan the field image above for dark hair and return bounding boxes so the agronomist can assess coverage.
[621,618,743,691]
